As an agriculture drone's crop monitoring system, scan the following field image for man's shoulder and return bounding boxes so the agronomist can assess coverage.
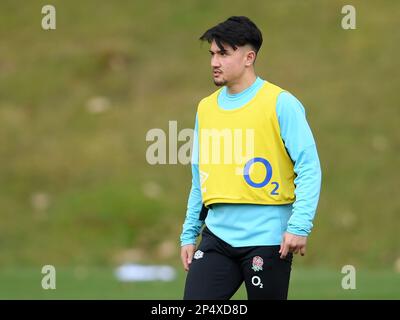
[263,81,304,109]
[261,80,288,97]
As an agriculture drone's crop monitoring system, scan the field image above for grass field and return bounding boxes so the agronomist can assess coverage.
[0,266,398,300]
[1,0,399,298]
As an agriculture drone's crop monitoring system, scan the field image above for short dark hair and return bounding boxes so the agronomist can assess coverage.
[199,16,263,54]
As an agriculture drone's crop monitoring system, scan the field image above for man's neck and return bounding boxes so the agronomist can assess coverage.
[226,73,257,95]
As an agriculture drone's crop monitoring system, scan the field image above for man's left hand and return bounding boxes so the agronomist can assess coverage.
[279,232,307,259]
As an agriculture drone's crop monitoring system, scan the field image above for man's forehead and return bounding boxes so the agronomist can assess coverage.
[210,40,234,52]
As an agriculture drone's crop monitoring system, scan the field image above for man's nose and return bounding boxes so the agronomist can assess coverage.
[211,55,221,68]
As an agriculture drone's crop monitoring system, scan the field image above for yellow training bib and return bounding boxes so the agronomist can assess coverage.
[197,81,296,206]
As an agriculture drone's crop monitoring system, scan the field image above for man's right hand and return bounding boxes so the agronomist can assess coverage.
[180,244,196,272]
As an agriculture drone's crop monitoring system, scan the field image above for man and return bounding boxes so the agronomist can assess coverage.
[180,16,321,300]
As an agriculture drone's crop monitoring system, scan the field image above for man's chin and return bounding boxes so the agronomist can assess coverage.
[213,79,227,87]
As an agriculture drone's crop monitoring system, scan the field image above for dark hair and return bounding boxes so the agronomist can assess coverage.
[199,16,263,54]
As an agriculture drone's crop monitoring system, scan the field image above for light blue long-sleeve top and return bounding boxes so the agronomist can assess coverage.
[180,77,322,247]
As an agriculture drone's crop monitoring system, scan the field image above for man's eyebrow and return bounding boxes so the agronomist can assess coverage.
[209,49,227,54]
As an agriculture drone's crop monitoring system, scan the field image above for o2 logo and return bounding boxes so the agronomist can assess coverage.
[243,157,279,195]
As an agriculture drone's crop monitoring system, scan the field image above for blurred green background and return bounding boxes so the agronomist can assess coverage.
[0,0,399,299]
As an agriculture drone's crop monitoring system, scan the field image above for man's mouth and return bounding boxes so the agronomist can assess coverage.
[213,70,222,76]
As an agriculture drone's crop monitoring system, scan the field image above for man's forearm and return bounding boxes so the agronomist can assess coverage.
[287,144,322,236]
[180,173,204,245]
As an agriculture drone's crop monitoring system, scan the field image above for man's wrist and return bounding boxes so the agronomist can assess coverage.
[181,241,196,247]
[286,226,309,237]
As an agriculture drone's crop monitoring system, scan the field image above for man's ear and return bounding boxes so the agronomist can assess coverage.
[245,50,256,66]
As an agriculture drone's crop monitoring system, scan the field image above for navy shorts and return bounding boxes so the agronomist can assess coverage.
[184,226,293,300]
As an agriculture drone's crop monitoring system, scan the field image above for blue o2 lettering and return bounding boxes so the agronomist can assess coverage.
[243,157,273,188]
[271,182,280,195]
[243,157,279,195]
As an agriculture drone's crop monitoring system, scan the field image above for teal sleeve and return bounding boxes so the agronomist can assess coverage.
[180,114,204,246]
[276,92,322,236]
